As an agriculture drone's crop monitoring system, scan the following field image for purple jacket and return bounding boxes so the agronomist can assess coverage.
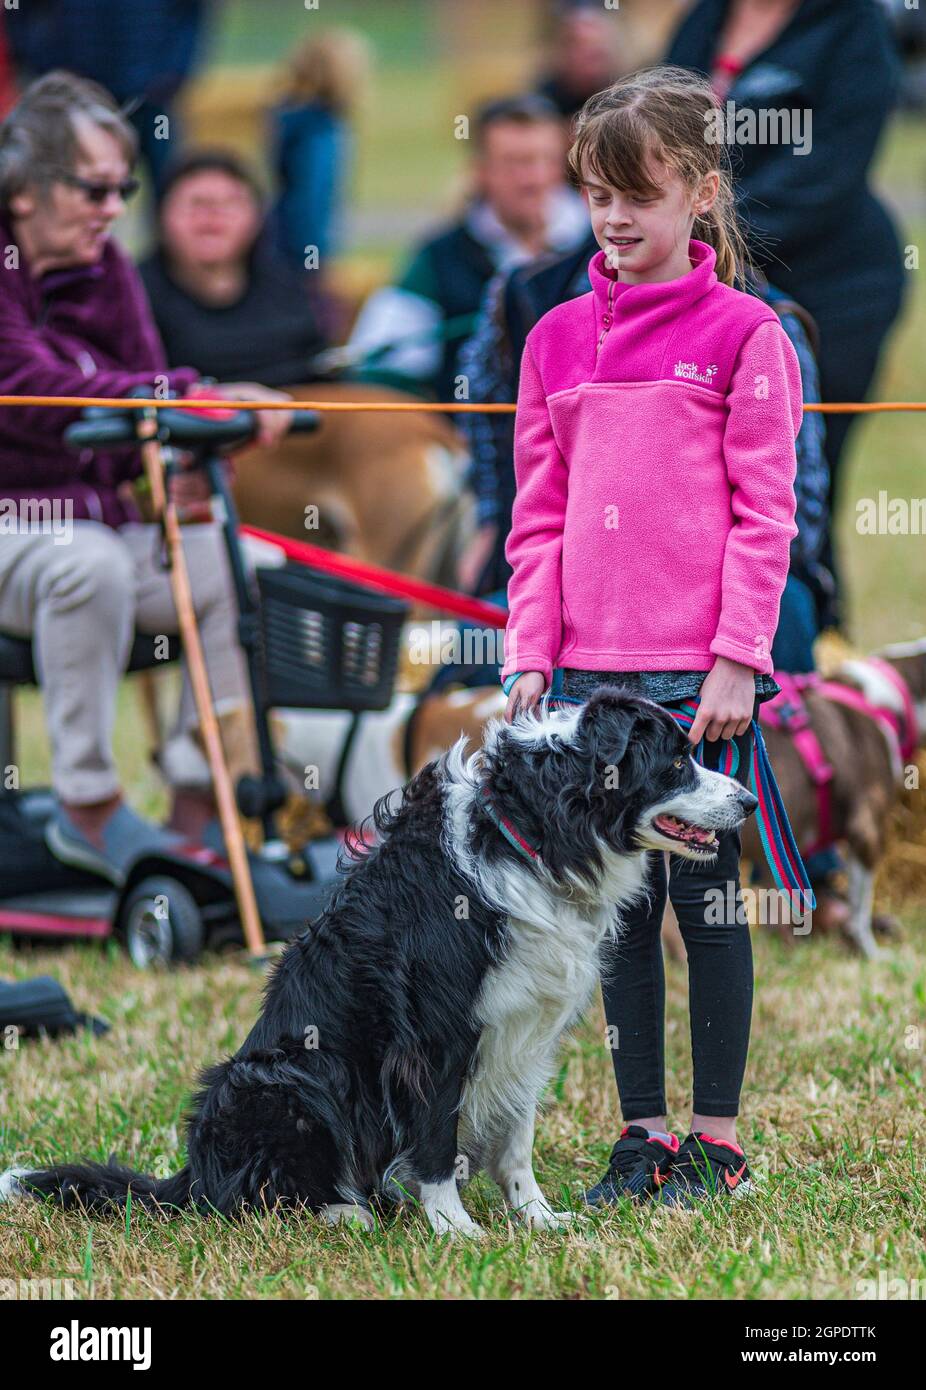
[0,218,199,527]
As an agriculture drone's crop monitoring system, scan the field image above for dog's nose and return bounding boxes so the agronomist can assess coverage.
[736,788,759,818]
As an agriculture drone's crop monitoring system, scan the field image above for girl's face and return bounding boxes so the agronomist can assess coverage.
[581,152,719,283]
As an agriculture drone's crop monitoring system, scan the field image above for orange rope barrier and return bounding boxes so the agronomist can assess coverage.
[0,395,511,412]
[801,403,926,414]
[0,395,923,414]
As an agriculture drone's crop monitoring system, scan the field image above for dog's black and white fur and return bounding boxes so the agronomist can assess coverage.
[1,688,756,1236]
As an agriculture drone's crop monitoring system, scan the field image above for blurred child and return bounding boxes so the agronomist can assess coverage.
[268,27,370,340]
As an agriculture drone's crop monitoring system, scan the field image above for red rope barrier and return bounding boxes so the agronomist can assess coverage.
[241,525,509,628]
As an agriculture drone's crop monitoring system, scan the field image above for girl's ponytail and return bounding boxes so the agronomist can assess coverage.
[693,180,752,290]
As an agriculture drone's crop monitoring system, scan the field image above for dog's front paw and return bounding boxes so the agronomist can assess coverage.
[515,1201,585,1231]
[0,1167,29,1203]
[319,1202,375,1231]
[427,1210,486,1240]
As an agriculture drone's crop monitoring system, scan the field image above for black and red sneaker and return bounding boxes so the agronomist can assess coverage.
[584,1125,680,1205]
[652,1131,752,1209]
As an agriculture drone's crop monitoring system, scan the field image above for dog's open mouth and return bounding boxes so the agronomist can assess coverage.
[652,814,718,851]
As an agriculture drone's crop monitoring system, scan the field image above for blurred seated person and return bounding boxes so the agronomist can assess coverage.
[140,149,327,386]
[0,72,292,881]
[345,93,588,403]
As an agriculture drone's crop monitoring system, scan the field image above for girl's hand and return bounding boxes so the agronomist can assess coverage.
[688,656,755,744]
[504,671,547,723]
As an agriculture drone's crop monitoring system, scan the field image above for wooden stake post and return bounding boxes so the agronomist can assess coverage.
[138,412,268,960]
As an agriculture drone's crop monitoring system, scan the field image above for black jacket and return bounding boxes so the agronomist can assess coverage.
[395,222,499,404]
[139,247,327,386]
[667,0,906,329]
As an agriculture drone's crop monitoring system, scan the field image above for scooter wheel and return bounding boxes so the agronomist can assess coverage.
[119,876,205,968]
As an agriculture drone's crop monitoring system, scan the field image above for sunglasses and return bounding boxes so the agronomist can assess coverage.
[57,172,141,204]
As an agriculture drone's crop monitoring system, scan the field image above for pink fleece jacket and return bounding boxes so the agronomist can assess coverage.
[500,239,802,685]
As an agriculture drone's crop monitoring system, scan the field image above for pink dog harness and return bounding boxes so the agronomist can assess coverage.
[760,662,917,856]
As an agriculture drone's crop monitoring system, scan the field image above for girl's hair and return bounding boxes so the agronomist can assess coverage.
[566,64,752,288]
[279,28,372,114]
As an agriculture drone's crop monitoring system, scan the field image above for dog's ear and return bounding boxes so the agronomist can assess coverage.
[580,688,640,768]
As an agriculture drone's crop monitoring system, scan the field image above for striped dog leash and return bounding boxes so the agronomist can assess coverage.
[545,692,816,910]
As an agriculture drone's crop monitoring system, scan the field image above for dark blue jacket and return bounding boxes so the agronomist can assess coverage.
[667,0,906,331]
[269,101,351,270]
[7,0,207,104]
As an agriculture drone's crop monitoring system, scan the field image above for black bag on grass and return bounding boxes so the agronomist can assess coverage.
[0,977,109,1039]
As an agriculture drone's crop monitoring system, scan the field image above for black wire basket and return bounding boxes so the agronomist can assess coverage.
[255,563,409,712]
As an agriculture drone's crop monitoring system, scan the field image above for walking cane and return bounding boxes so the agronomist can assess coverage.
[137,408,268,961]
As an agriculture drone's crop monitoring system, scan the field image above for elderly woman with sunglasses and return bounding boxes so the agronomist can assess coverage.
[0,71,293,882]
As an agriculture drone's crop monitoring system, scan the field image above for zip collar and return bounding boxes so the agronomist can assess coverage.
[588,237,718,330]
[595,277,615,357]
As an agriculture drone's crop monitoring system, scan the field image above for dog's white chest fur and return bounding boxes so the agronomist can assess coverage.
[457,856,646,1158]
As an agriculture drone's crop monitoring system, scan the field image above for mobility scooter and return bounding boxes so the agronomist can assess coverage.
[0,402,409,966]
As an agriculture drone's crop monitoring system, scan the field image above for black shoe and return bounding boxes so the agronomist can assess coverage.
[652,1131,752,1209]
[584,1125,680,1205]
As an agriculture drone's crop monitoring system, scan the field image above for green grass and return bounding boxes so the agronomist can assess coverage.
[212,0,439,68]
[2,45,925,1303]
[836,212,926,652]
[2,918,925,1299]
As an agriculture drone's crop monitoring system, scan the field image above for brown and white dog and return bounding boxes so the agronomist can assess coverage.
[271,683,507,828]
[231,382,474,589]
[740,638,926,959]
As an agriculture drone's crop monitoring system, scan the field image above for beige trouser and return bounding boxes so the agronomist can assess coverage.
[0,519,251,804]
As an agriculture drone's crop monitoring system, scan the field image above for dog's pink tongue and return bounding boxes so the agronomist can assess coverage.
[658,815,712,844]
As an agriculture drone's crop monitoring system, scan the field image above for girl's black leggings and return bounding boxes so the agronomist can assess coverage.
[564,678,758,1120]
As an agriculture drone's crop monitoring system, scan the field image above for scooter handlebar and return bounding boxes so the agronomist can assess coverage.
[64,403,321,452]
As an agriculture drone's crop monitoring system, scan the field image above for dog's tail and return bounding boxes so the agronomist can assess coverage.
[0,1160,194,1215]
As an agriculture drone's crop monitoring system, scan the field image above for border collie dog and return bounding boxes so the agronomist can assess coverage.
[2,688,756,1236]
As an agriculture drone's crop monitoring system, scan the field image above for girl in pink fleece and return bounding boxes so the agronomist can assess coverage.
[502,67,802,1207]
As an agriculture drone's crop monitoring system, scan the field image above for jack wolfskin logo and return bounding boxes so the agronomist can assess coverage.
[674,361,719,385]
